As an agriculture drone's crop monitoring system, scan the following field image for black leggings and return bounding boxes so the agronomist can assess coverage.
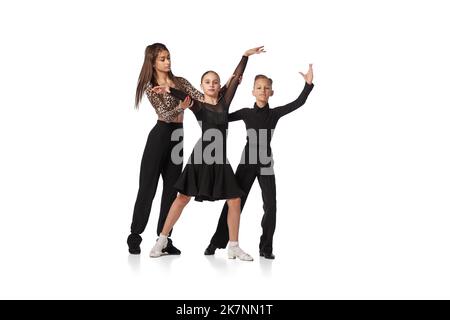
[209,164,277,254]
[130,120,183,236]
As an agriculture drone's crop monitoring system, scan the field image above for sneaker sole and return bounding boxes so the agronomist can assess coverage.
[149,252,169,258]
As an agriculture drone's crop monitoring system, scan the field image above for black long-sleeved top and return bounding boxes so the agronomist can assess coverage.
[229,82,314,168]
[167,56,248,164]
[168,56,248,115]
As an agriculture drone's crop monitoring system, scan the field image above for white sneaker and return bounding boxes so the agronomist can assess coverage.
[228,246,253,261]
[149,237,168,258]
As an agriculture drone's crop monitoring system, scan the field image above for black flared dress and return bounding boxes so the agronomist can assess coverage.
[169,56,248,202]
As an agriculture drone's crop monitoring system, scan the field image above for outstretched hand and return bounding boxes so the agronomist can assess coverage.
[180,96,192,110]
[244,46,266,57]
[299,64,313,85]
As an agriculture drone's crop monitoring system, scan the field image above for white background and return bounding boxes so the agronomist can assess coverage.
[1,0,449,299]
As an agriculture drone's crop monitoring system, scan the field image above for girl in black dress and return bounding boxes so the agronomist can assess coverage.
[127,43,204,255]
[149,46,265,261]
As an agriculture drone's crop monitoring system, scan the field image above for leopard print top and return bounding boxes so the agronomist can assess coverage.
[145,77,204,122]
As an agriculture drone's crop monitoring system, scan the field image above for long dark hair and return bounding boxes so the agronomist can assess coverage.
[135,43,177,109]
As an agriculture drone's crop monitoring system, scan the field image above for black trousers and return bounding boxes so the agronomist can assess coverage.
[209,164,277,254]
[130,120,183,236]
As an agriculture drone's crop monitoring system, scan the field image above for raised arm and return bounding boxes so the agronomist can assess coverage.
[273,64,315,118]
[223,56,248,106]
[273,82,314,118]
[223,46,265,106]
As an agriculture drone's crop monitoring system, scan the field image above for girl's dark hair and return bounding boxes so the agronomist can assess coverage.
[201,70,220,83]
[135,43,177,109]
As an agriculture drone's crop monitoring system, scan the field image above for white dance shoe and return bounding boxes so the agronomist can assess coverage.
[228,245,253,261]
[149,236,168,258]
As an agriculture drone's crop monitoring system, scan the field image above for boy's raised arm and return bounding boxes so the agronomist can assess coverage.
[273,64,314,118]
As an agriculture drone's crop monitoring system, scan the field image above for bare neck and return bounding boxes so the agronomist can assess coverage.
[155,71,172,86]
[204,95,218,105]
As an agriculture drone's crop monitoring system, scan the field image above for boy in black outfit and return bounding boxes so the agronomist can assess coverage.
[205,64,314,259]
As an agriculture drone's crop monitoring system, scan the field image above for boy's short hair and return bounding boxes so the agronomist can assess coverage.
[254,74,273,87]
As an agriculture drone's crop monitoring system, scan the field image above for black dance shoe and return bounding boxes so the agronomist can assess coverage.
[204,243,217,255]
[259,251,275,259]
[162,238,181,255]
[127,234,142,255]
